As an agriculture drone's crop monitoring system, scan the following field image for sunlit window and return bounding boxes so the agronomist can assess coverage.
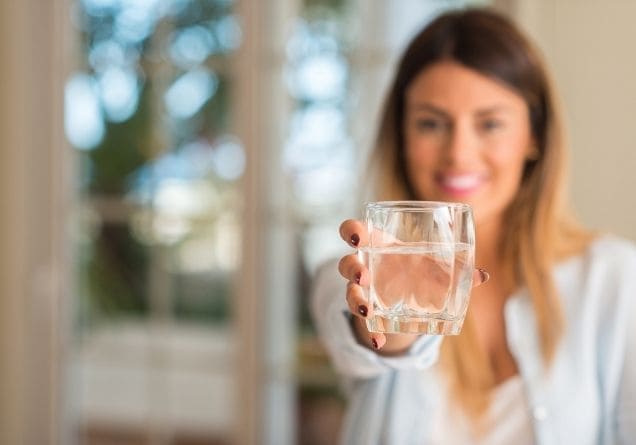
[67,0,241,442]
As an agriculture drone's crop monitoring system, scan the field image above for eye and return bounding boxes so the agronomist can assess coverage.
[415,118,445,132]
[480,119,503,132]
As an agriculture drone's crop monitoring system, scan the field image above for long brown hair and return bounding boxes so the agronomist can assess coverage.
[369,7,592,424]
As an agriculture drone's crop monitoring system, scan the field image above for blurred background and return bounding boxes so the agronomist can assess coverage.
[1,0,635,444]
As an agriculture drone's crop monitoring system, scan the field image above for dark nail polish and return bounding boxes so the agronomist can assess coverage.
[351,233,360,247]
[357,305,368,317]
[478,268,490,283]
[371,338,379,349]
[354,271,361,285]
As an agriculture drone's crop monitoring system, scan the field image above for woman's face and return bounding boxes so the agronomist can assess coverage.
[403,61,534,226]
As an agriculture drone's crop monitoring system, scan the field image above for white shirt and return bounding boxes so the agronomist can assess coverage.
[430,375,535,445]
[311,236,636,445]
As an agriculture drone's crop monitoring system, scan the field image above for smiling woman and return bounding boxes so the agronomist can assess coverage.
[312,7,636,445]
[4,0,636,444]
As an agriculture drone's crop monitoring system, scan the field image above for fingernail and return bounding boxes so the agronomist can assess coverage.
[354,271,361,285]
[478,268,490,284]
[351,233,360,247]
[357,305,368,317]
[371,338,379,349]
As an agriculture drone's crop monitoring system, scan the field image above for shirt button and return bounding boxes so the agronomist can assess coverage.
[533,405,548,421]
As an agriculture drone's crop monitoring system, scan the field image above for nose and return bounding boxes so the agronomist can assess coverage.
[443,121,478,166]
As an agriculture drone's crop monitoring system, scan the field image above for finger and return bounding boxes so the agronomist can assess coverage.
[351,316,387,351]
[339,219,369,248]
[369,333,387,350]
[472,268,490,287]
[338,254,368,285]
[346,282,373,319]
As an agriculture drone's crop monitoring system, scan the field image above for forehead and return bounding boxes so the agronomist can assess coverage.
[405,61,527,112]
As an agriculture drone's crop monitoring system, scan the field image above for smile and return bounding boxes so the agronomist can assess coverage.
[436,173,485,195]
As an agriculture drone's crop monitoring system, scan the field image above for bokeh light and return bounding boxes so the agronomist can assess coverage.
[65,73,105,150]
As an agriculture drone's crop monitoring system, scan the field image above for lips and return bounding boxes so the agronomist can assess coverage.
[436,173,485,196]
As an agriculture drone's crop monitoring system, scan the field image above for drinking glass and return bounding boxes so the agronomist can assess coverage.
[359,201,475,335]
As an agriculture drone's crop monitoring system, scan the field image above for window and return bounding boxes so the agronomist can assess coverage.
[68,1,242,442]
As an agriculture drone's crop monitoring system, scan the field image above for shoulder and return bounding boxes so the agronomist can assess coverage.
[586,235,636,262]
[556,235,636,316]
[579,235,636,280]
[559,235,636,274]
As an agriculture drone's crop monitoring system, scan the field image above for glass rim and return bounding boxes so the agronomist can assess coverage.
[365,200,472,212]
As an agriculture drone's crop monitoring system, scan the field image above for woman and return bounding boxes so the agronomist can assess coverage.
[311,8,635,445]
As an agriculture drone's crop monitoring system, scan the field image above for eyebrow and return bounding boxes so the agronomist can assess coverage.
[410,103,450,119]
[409,102,513,117]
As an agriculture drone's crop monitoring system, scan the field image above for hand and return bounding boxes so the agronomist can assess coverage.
[338,219,490,354]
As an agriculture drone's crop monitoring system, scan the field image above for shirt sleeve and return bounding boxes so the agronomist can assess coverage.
[615,244,636,443]
[310,259,443,380]
[616,315,636,443]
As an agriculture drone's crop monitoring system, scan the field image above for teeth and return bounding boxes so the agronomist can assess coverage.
[442,175,481,190]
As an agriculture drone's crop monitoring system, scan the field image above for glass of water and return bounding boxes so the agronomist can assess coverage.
[359,201,475,335]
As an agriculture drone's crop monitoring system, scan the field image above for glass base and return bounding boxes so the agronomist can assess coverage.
[365,314,464,335]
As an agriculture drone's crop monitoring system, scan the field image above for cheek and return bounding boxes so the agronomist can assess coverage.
[492,149,526,171]
[404,131,440,166]
[404,142,436,180]
[490,129,532,167]
[488,140,531,190]
[404,144,439,199]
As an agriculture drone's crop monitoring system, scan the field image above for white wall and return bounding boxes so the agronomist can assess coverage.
[512,0,636,241]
